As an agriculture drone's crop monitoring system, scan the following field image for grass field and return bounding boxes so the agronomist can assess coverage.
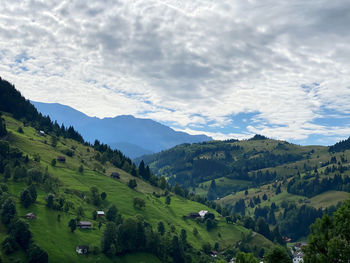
[195,177,252,197]
[309,191,350,209]
[0,114,272,262]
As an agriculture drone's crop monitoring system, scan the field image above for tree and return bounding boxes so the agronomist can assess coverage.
[165,195,171,206]
[51,135,58,147]
[170,235,185,263]
[68,219,77,233]
[303,199,350,262]
[159,177,167,190]
[4,166,11,181]
[90,187,101,206]
[76,206,85,217]
[133,197,146,209]
[214,241,219,250]
[0,115,7,136]
[2,236,18,254]
[236,252,259,263]
[256,217,271,240]
[275,185,281,195]
[180,229,187,244]
[27,243,48,263]
[9,219,32,249]
[128,179,137,189]
[264,246,291,263]
[193,227,199,236]
[20,189,33,208]
[92,210,97,220]
[1,198,17,225]
[101,192,107,200]
[157,221,165,236]
[17,126,24,133]
[106,205,118,222]
[101,222,117,254]
[28,184,37,202]
[263,193,268,200]
[202,242,211,254]
[46,194,54,208]
[138,160,145,176]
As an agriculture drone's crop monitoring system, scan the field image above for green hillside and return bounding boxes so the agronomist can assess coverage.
[141,135,350,200]
[0,113,273,262]
[140,134,350,243]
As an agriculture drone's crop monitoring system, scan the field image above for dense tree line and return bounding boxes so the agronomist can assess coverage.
[329,136,350,152]
[287,174,350,198]
[303,199,350,262]
[101,212,209,263]
[277,203,324,240]
[0,77,84,143]
[141,139,304,190]
[0,113,7,137]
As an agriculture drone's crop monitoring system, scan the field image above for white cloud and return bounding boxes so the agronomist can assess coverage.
[0,0,350,143]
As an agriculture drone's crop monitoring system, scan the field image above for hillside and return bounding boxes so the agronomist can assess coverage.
[0,77,275,262]
[141,136,350,241]
[140,137,325,193]
[0,113,276,262]
[32,101,212,158]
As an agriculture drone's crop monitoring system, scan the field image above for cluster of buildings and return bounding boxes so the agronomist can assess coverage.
[292,242,306,263]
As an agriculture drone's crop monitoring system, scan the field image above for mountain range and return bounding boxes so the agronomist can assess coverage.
[32,101,212,158]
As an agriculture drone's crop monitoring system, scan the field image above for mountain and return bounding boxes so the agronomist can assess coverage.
[31,101,212,158]
[0,77,273,262]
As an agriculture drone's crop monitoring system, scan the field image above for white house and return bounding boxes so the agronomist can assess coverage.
[76,245,89,254]
[293,252,304,263]
[199,210,208,218]
[97,211,105,217]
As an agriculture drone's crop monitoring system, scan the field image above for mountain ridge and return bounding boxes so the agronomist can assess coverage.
[31,101,212,158]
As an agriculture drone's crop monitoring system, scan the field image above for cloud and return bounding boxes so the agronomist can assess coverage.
[0,0,350,145]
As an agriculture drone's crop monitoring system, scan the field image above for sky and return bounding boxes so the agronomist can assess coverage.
[1,0,350,145]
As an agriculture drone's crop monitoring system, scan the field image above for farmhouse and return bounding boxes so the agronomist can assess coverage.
[282,236,292,243]
[110,172,120,179]
[97,211,105,217]
[57,156,66,162]
[199,210,209,218]
[76,245,89,254]
[78,221,92,229]
[26,212,36,220]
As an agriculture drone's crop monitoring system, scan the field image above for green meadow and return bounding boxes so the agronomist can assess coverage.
[0,114,271,262]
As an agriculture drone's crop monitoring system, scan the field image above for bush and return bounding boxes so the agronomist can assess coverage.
[1,236,18,254]
[27,243,48,263]
[133,197,146,209]
[128,179,137,189]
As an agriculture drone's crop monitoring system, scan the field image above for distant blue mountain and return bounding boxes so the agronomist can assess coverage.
[32,101,212,158]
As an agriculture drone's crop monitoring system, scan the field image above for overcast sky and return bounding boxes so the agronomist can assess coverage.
[1,0,350,145]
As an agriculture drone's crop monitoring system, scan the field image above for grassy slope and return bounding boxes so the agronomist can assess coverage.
[309,191,350,209]
[145,137,350,211]
[0,114,271,262]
